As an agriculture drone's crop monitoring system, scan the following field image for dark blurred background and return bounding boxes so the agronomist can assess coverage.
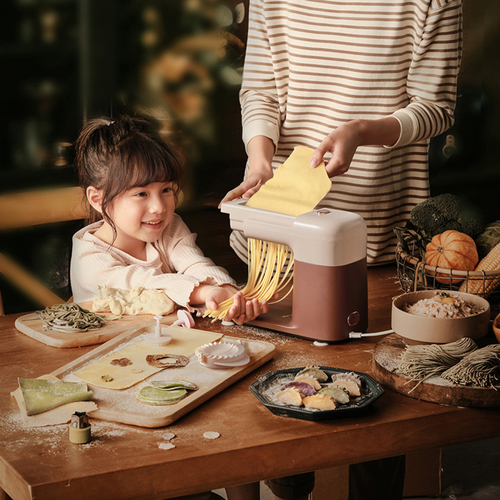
[0,0,499,313]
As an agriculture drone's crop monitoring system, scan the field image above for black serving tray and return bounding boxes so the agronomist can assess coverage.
[249,366,384,421]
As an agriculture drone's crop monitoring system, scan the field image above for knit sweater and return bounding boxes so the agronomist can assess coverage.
[70,213,235,307]
[232,0,462,265]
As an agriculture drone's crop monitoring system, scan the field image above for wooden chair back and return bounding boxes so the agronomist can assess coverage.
[0,186,88,315]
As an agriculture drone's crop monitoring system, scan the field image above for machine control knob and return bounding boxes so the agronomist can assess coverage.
[347,311,360,326]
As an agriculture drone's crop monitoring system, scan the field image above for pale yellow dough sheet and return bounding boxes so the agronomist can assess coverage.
[73,326,222,390]
[246,146,331,216]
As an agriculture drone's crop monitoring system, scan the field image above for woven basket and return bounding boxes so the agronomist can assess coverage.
[395,234,500,309]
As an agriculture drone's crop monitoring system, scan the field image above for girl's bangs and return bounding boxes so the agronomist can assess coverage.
[123,145,174,189]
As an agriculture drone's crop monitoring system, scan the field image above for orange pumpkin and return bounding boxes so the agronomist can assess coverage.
[425,230,479,284]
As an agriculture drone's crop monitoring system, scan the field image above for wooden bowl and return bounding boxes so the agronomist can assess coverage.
[493,313,500,343]
[392,290,490,343]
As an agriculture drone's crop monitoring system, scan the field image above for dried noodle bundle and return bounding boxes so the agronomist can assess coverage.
[37,303,107,333]
[441,345,500,389]
[397,337,478,390]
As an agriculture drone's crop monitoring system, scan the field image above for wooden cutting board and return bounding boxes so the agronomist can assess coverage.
[372,333,500,408]
[15,305,179,348]
[50,327,276,427]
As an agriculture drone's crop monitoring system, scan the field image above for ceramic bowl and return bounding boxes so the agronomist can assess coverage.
[391,290,490,343]
[493,313,500,343]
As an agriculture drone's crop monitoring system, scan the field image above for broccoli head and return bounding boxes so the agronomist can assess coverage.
[409,193,485,241]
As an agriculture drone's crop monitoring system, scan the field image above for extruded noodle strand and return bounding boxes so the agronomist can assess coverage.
[203,238,294,322]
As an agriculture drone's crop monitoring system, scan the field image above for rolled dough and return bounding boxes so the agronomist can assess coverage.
[246,146,331,216]
[73,326,222,390]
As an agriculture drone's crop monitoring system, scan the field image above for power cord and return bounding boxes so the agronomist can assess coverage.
[349,330,393,339]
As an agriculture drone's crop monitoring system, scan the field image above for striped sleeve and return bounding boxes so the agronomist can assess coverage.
[240,0,281,149]
[392,0,463,146]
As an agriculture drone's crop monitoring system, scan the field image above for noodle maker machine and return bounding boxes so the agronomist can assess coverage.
[221,199,368,343]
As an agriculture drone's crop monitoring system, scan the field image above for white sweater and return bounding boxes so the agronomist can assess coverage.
[70,213,235,307]
[232,0,462,265]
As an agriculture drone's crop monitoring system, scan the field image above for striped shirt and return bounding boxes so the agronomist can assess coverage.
[233,0,462,265]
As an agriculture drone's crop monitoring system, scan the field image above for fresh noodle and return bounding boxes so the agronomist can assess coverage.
[397,337,478,391]
[203,238,294,322]
[441,344,500,389]
[36,303,108,333]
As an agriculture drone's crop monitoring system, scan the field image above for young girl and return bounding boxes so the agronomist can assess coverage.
[70,115,268,325]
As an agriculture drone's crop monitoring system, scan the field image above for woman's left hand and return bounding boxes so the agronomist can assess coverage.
[309,120,363,177]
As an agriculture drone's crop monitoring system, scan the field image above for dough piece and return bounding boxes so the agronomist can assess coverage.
[159,442,176,450]
[329,380,361,397]
[18,378,93,416]
[203,431,220,439]
[329,372,362,396]
[318,386,350,404]
[246,146,331,216]
[293,374,321,390]
[303,393,337,410]
[281,381,316,397]
[296,366,329,383]
[93,284,176,316]
[146,354,189,369]
[12,375,98,428]
[276,387,304,406]
[137,386,187,406]
[73,327,222,390]
[110,358,133,367]
[162,432,176,440]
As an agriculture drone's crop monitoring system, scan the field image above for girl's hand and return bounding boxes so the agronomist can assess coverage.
[223,292,270,326]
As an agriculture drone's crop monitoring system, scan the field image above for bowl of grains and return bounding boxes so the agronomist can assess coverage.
[392,290,490,343]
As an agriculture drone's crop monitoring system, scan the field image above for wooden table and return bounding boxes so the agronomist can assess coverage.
[1,265,499,500]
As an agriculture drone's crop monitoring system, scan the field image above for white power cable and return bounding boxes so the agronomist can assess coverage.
[349,330,393,339]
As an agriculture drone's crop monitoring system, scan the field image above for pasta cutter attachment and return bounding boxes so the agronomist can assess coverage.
[144,315,172,345]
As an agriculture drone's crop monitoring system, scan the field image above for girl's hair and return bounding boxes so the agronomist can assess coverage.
[75,115,184,231]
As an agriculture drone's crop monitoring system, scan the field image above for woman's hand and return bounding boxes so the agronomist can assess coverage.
[220,135,275,205]
[309,120,364,177]
[310,117,400,177]
[220,171,272,204]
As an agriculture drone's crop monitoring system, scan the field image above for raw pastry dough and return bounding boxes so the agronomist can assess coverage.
[246,146,331,216]
[18,378,93,416]
[11,375,98,427]
[73,326,222,390]
[93,284,176,316]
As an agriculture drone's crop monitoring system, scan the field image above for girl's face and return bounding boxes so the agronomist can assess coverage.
[104,181,176,256]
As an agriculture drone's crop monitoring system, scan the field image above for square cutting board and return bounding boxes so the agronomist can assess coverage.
[50,327,276,428]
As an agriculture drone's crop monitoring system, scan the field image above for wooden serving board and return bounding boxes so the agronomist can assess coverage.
[15,305,178,348]
[50,327,276,428]
[372,333,500,408]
